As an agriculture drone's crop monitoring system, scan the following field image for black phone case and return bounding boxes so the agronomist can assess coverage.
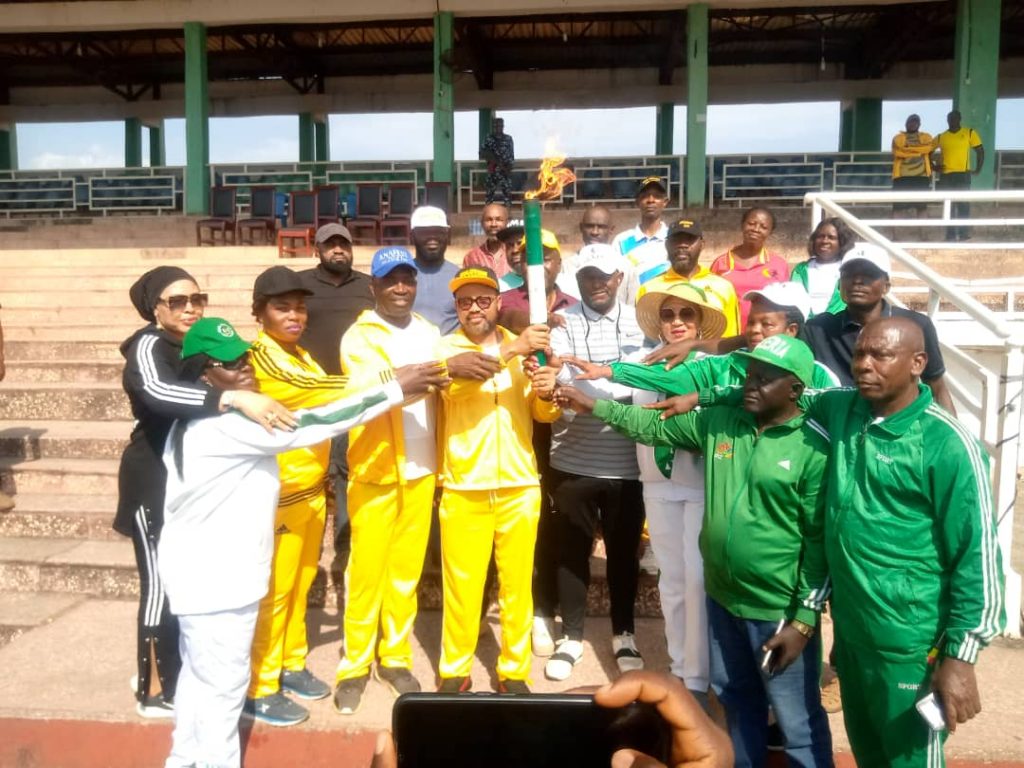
[393,693,672,768]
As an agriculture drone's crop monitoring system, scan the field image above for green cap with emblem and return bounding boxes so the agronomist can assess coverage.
[735,334,814,387]
[181,317,252,362]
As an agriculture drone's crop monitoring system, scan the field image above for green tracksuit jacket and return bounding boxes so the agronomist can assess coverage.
[699,383,1004,662]
[592,398,831,625]
[608,350,841,398]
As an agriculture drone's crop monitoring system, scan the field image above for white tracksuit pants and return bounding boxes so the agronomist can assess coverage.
[166,601,260,768]
[643,495,709,692]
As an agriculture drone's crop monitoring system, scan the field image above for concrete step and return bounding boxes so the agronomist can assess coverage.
[0,384,129,421]
[2,341,123,362]
[4,360,126,385]
[2,289,261,308]
[0,535,663,618]
[0,421,130,460]
[0,457,118,496]
[0,592,86,647]
[0,494,118,540]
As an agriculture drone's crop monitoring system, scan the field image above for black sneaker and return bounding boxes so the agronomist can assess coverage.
[243,692,309,727]
[497,678,530,695]
[136,694,174,719]
[281,668,331,701]
[334,675,370,716]
[437,676,472,693]
[376,666,422,697]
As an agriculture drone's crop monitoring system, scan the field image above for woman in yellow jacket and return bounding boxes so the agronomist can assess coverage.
[243,266,351,727]
[435,266,561,693]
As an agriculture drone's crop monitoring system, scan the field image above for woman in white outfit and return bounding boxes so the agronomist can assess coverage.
[158,317,446,768]
[629,284,726,704]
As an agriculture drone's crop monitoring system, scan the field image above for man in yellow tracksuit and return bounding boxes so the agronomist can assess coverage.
[245,266,354,727]
[436,266,560,693]
[334,247,446,715]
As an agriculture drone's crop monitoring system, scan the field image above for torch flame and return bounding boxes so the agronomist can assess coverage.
[524,155,576,201]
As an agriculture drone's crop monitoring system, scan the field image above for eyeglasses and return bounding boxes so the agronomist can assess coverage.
[208,355,249,371]
[659,307,699,323]
[456,295,495,311]
[158,293,209,312]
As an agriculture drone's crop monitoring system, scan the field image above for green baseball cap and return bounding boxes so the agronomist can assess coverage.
[181,317,252,362]
[735,334,814,387]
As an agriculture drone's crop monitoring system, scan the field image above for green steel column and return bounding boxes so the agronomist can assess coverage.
[0,125,17,171]
[839,105,854,151]
[124,117,143,167]
[314,116,330,162]
[656,102,674,156]
[953,0,1001,189]
[685,4,708,207]
[184,21,210,215]
[148,121,165,167]
[478,107,494,150]
[849,98,882,151]
[298,112,314,163]
[433,11,455,193]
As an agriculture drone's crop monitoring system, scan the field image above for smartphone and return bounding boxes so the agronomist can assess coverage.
[393,693,672,768]
[761,646,778,675]
[915,692,947,731]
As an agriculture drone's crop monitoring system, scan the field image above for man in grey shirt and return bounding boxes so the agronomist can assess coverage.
[544,248,648,682]
[409,206,460,334]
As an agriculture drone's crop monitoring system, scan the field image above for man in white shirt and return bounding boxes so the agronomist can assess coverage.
[611,177,670,258]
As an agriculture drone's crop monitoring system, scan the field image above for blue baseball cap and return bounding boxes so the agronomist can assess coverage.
[371,247,418,278]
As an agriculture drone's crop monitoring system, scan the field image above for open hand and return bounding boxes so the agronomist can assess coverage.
[562,355,613,381]
[395,361,451,396]
[232,390,298,433]
[643,340,697,371]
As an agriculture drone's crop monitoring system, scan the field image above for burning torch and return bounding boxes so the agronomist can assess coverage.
[523,156,576,365]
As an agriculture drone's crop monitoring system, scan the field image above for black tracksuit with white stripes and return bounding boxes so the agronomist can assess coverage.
[115,325,222,705]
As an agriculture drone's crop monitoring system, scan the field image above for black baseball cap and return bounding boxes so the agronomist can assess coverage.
[636,176,667,196]
[667,218,703,238]
[496,219,525,243]
[252,266,314,301]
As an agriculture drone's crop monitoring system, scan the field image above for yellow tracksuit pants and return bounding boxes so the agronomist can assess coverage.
[335,475,435,681]
[438,487,540,682]
[249,493,326,698]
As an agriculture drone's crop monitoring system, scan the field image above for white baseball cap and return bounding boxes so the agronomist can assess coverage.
[410,205,450,230]
[574,244,623,277]
[743,281,813,322]
[841,243,891,276]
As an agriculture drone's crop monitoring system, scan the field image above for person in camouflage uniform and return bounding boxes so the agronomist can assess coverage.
[480,118,515,207]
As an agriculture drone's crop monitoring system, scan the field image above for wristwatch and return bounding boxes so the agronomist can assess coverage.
[789,619,816,638]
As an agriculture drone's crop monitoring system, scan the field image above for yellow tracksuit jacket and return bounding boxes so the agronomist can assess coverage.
[250,331,347,509]
[437,326,561,489]
[341,310,441,485]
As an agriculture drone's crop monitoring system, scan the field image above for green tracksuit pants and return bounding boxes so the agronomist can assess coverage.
[833,637,947,768]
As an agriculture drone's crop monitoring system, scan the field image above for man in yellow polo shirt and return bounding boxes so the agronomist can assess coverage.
[933,110,984,242]
[633,219,741,337]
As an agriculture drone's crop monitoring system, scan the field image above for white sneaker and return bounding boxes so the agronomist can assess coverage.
[612,632,645,673]
[532,616,555,657]
[544,638,583,681]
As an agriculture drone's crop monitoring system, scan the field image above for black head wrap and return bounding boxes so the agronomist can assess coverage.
[129,266,197,322]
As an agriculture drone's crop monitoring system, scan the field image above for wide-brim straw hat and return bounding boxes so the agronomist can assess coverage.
[636,280,728,342]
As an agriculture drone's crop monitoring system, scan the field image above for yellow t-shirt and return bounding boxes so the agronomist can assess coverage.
[934,128,982,173]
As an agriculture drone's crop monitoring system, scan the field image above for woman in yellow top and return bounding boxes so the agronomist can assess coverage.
[243,266,350,727]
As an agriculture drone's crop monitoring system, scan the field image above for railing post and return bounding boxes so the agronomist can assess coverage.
[994,345,1024,636]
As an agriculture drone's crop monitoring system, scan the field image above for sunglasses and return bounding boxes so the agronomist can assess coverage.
[158,293,209,312]
[659,307,699,323]
[456,295,495,311]
[208,354,249,371]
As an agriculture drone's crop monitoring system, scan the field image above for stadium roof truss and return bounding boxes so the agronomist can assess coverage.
[0,1,1018,103]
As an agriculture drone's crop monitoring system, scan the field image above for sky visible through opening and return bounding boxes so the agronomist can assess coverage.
[14,99,1024,170]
